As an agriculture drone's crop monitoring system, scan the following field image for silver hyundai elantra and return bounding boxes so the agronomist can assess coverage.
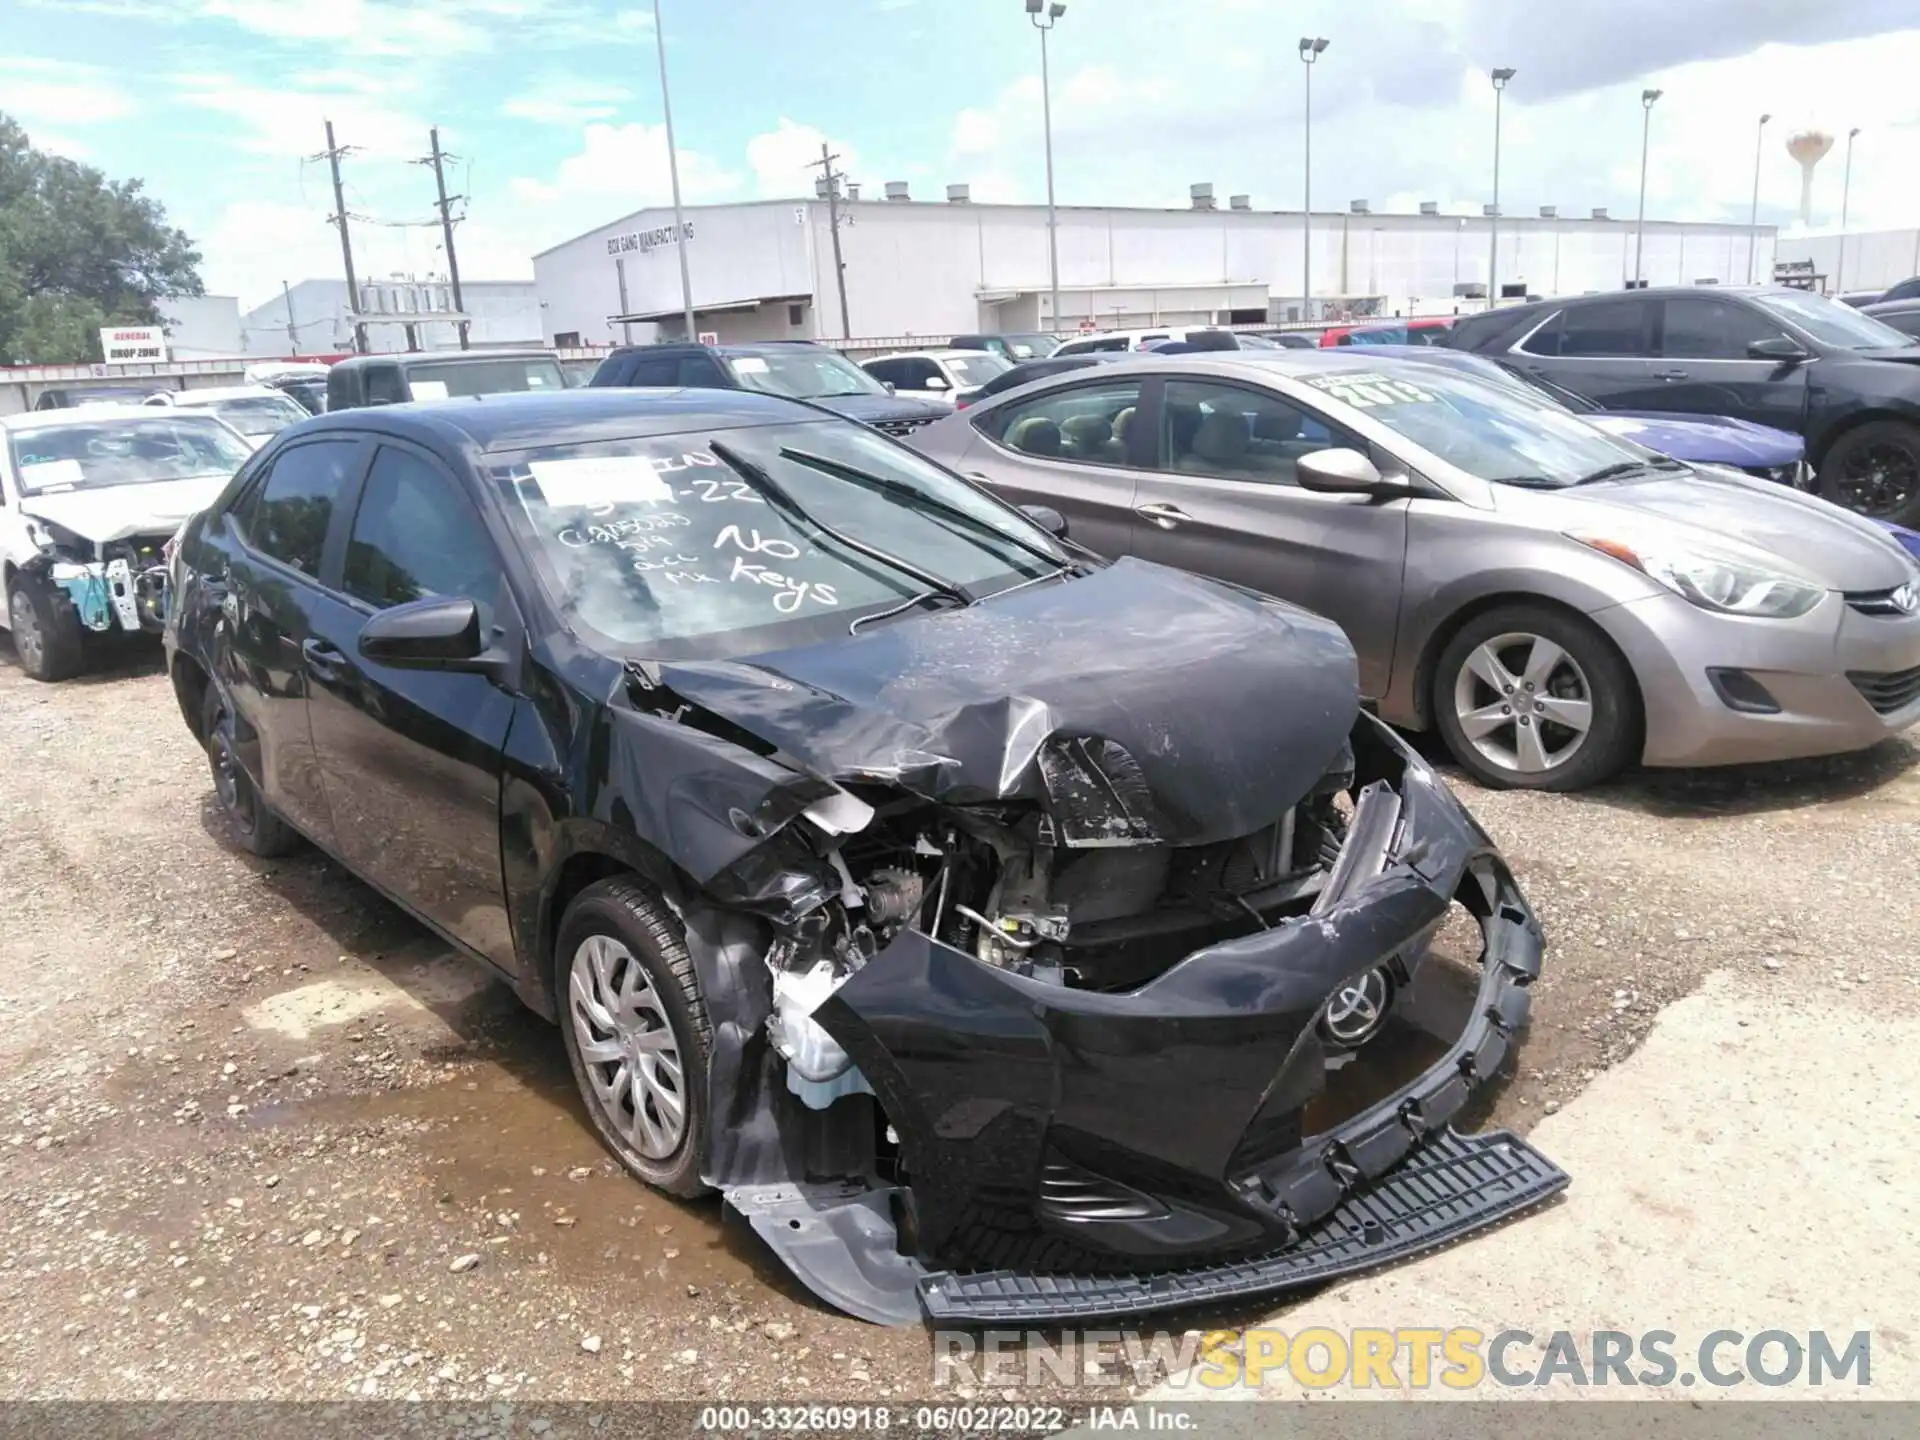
[907,352,1920,790]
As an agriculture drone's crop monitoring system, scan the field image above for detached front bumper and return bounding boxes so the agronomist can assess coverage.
[748,716,1562,1325]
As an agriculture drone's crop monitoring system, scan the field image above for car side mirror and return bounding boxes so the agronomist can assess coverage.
[1296,447,1401,497]
[1748,336,1810,363]
[881,381,896,394]
[358,596,503,677]
[924,375,949,390]
[1020,504,1069,538]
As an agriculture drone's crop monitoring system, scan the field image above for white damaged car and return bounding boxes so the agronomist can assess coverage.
[1,408,254,680]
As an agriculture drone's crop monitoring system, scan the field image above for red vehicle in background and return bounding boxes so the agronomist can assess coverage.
[1318,316,1456,347]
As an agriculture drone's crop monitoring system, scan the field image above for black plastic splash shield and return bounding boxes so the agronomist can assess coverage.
[916,1127,1566,1324]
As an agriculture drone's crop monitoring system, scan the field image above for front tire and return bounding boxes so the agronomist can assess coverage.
[556,878,712,1198]
[8,577,84,682]
[201,682,302,857]
[1433,605,1638,791]
[1817,420,1920,526]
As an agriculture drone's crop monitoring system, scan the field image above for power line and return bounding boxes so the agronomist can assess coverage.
[412,127,470,350]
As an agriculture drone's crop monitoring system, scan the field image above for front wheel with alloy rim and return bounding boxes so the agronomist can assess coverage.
[556,878,712,1198]
[8,578,83,681]
[200,682,302,856]
[1817,420,1920,527]
[1432,605,1639,791]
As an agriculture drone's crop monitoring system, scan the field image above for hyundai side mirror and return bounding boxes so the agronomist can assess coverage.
[1296,447,1405,497]
[1748,336,1810,363]
[1019,504,1069,538]
[359,596,506,678]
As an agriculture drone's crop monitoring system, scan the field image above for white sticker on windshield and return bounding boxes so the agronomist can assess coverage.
[409,379,450,401]
[527,374,548,387]
[528,456,675,508]
[1302,373,1438,408]
[732,357,770,375]
[21,459,84,489]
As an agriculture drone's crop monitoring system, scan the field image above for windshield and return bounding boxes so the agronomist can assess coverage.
[6,414,254,494]
[1300,367,1656,489]
[944,353,1011,385]
[406,356,567,399]
[1493,362,1597,413]
[494,419,1064,656]
[196,394,308,437]
[726,349,886,400]
[1752,290,1918,351]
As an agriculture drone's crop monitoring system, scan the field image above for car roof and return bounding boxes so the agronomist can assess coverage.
[168,385,286,403]
[1,405,229,432]
[333,348,560,371]
[866,349,993,362]
[975,349,1517,395]
[287,387,828,455]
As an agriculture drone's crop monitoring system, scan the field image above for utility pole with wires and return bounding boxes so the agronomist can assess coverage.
[281,280,300,354]
[415,127,470,349]
[312,120,368,353]
[807,143,853,339]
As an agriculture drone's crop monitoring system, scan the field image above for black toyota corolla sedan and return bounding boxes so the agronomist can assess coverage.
[163,389,1562,1324]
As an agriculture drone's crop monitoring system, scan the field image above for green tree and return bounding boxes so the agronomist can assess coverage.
[0,112,204,365]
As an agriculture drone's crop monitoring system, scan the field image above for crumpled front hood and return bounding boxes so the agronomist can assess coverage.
[21,475,229,544]
[653,558,1360,846]
[1588,411,1803,467]
[1525,467,1918,590]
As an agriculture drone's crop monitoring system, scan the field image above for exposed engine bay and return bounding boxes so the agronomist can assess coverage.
[25,524,173,633]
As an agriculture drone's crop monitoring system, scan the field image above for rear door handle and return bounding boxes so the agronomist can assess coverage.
[1652,368,1690,381]
[1134,502,1192,529]
[301,638,347,680]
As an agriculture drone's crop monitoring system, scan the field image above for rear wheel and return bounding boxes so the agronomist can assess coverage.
[201,683,302,856]
[8,577,83,682]
[556,878,712,1198]
[1817,420,1920,526]
[1433,605,1638,791]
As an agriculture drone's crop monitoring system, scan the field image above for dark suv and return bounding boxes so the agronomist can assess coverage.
[1445,285,1920,525]
[588,341,948,437]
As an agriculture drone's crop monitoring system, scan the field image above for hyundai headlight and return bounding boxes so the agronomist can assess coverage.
[1572,533,1826,619]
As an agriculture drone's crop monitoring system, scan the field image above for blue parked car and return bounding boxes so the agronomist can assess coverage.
[1882,520,1920,560]
[1363,345,1809,487]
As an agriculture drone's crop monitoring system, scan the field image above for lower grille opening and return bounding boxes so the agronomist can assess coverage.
[1848,665,1920,715]
[1707,666,1781,714]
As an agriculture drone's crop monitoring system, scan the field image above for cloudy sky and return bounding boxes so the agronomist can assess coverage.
[8,0,1920,313]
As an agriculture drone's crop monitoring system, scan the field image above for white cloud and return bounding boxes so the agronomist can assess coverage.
[0,57,135,126]
[507,121,742,246]
[501,79,637,128]
[745,118,859,199]
[170,71,429,158]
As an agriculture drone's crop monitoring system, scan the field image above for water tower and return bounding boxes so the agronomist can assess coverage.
[1786,131,1834,226]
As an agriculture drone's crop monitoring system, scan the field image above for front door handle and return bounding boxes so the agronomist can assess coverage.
[1134,502,1192,530]
[301,638,347,681]
[1652,368,1690,381]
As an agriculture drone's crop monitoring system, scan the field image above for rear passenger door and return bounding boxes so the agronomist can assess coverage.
[1125,378,1407,700]
[1508,296,1659,409]
[1654,296,1810,431]
[966,376,1147,557]
[218,435,370,849]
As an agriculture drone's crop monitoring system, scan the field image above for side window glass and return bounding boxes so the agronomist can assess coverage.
[344,447,501,623]
[1556,301,1651,357]
[626,356,681,386]
[365,366,406,405]
[1517,313,1564,356]
[1161,380,1357,487]
[908,359,944,386]
[983,379,1144,466]
[1662,299,1782,360]
[249,440,360,576]
[676,357,725,386]
[864,360,902,387]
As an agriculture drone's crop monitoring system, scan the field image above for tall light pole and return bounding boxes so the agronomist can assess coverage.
[1299,37,1328,320]
[1027,0,1066,333]
[652,0,696,341]
[1746,112,1770,283]
[1633,87,1661,287]
[1837,126,1861,292]
[1488,67,1514,309]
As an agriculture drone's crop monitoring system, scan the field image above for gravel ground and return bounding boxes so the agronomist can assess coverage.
[0,639,1914,1404]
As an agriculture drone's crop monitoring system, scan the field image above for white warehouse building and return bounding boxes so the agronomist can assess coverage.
[533,184,1777,349]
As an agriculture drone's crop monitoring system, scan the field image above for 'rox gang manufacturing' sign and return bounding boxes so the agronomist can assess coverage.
[606,220,694,256]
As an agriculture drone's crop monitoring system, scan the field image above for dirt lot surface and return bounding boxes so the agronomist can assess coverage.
[1,641,1915,1405]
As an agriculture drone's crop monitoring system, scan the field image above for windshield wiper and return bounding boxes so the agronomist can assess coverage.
[1573,458,1684,486]
[1488,475,1568,489]
[777,446,1075,574]
[705,440,974,612]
